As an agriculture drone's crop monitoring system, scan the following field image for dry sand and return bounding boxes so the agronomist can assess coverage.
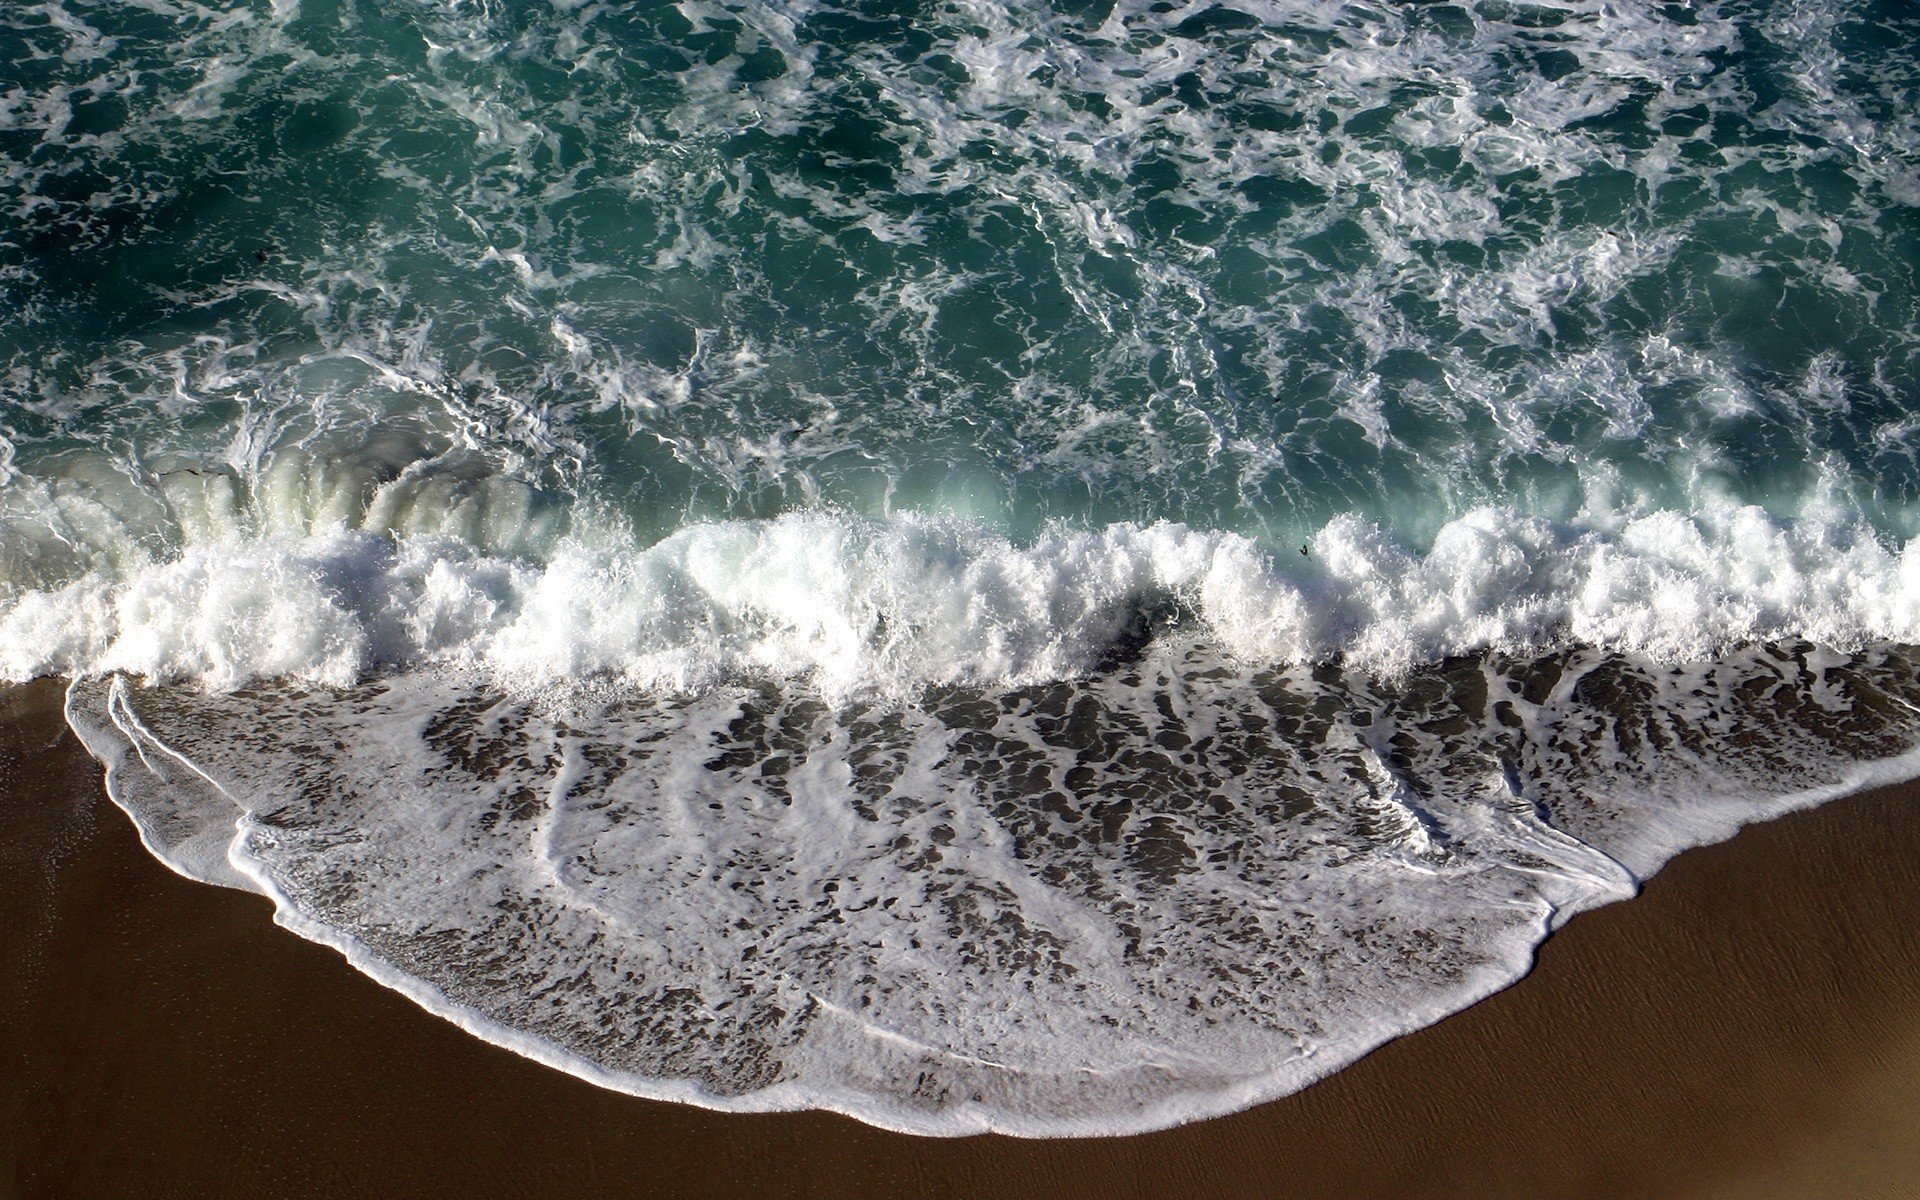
[3,675,1918,1200]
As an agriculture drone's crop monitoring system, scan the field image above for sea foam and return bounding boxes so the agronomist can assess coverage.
[60,635,1920,1135]
[6,495,1920,696]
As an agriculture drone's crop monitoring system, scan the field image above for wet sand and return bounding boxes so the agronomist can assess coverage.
[3,675,1918,1200]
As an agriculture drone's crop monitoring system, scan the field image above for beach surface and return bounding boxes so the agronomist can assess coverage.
[3,675,1918,1200]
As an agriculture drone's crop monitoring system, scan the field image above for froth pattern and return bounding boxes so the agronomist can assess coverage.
[64,641,1920,1134]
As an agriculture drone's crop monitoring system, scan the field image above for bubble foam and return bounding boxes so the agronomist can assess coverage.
[62,637,1920,1136]
[8,495,1920,698]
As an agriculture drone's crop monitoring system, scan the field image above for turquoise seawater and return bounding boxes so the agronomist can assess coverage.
[7,0,1920,1135]
[6,0,1920,553]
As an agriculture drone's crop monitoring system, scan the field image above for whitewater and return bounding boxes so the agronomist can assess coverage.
[4,0,1920,1134]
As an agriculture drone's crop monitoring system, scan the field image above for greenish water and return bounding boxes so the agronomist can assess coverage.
[5,0,1919,556]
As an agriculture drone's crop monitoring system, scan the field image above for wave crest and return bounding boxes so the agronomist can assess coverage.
[7,493,1920,695]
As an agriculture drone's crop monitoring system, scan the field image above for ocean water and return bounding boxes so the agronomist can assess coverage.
[4,0,1920,1135]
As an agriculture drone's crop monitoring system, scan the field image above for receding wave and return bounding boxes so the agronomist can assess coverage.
[63,636,1920,1135]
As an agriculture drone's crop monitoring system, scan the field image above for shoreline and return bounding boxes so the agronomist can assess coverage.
[5,675,1920,1197]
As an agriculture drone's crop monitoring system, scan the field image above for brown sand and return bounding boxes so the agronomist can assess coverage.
[3,675,1918,1200]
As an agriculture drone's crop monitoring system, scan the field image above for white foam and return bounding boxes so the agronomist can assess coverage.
[7,494,1920,697]
[61,636,1920,1136]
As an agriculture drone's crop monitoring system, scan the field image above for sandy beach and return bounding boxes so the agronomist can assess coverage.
[3,674,1918,1200]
